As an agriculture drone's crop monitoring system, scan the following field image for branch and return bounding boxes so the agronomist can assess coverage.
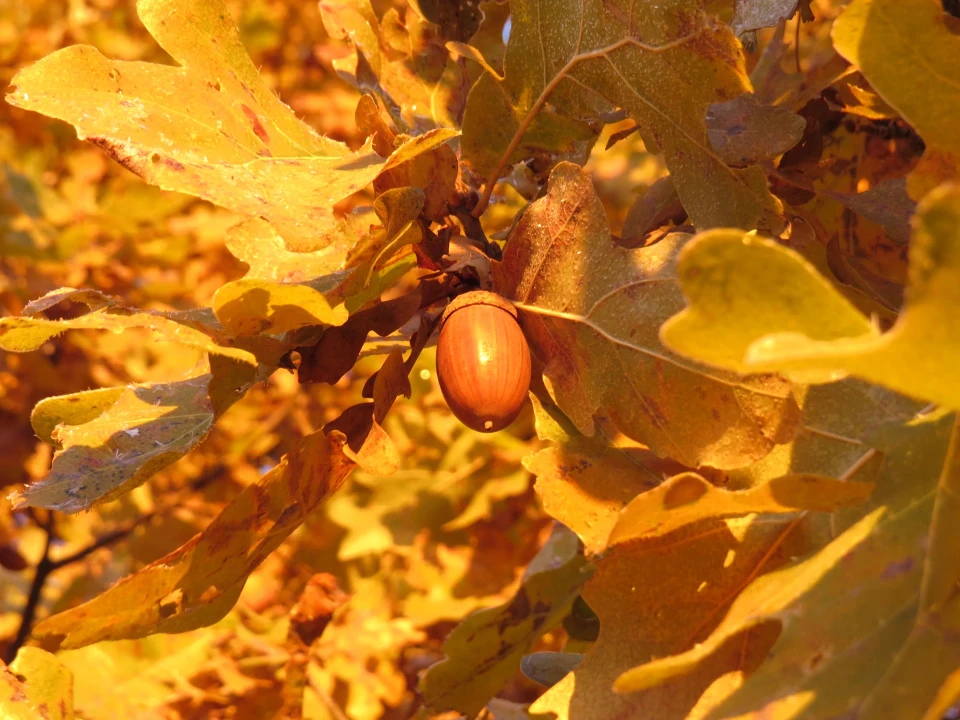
[4,515,54,664]
[3,466,224,661]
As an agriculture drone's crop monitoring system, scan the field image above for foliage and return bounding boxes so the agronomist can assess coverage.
[0,0,958,718]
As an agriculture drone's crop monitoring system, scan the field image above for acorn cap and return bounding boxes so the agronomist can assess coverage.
[439,290,518,331]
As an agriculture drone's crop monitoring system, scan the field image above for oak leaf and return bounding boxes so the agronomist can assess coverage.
[661,185,960,409]
[462,0,785,231]
[30,429,355,649]
[493,162,801,469]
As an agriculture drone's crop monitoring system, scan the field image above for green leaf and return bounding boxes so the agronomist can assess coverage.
[2,648,74,720]
[420,525,594,718]
[30,386,126,447]
[462,0,785,231]
[493,163,801,469]
[832,0,960,198]
[661,184,960,409]
[6,0,386,251]
[14,373,218,513]
[31,429,355,649]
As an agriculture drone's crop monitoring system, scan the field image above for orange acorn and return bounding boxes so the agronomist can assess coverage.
[435,291,531,432]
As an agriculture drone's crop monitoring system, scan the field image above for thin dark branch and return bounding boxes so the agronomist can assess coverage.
[3,466,225,661]
[5,516,54,664]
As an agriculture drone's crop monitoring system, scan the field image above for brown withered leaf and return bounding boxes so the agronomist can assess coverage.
[462,0,785,232]
[356,94,398,156]
[825,178,916,246]
[409,0,483,42]
[525,395,686,554]
[615,412,960,720]
[323,349,411,475]
[31,428,355,650]
[22,287,118,315]
[620,176,687,245]
[299,288,424,386]
[492,163,801,469]
[6,0,390,252]
[732,0,813,39]
[706,93,806,166]
[374,138,458,221]
[420,525,594,719]
[14,372,228,513]
[320,0,469,130]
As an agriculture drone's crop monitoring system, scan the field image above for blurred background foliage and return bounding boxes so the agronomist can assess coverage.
[0,1,660,716]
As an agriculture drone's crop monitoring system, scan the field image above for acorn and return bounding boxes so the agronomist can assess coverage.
[436,291,531,432]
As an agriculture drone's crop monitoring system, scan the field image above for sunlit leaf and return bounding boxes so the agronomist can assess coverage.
[615,412,960,720]
[224,217,354,283]
[462,0,785,231]
[212,277,349,337]
[610,472,872,545]
[524,395,680,553]
[0,307,256,367]
[493,162,801,468]
[320,2,468,130]
[30,386,126,447]
[420,525,593,718]
[832,0,960,199]
[31,429,355,649]
[14,373,220,513]
[7,0,387,251]
[1,648,74,720]
[662,185,960,409]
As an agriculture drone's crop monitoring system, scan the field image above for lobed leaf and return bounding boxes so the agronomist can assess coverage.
[420,525,593,718]
[662,184,960,409]
[832,0,960,199]
[493,162,801,469]
[212,278,349,337]
[615,412,960,720]
[609,472,873,545]
[0,308,256,367]
[6,0,390,252]
[30,429,355,649]
[15,374,219,513]
[462,0,785,231]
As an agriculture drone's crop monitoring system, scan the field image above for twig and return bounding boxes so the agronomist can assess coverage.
[3,467,224,661]
[5,515,54,664]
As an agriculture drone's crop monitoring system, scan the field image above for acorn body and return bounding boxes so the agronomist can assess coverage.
[436,291,531,432]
